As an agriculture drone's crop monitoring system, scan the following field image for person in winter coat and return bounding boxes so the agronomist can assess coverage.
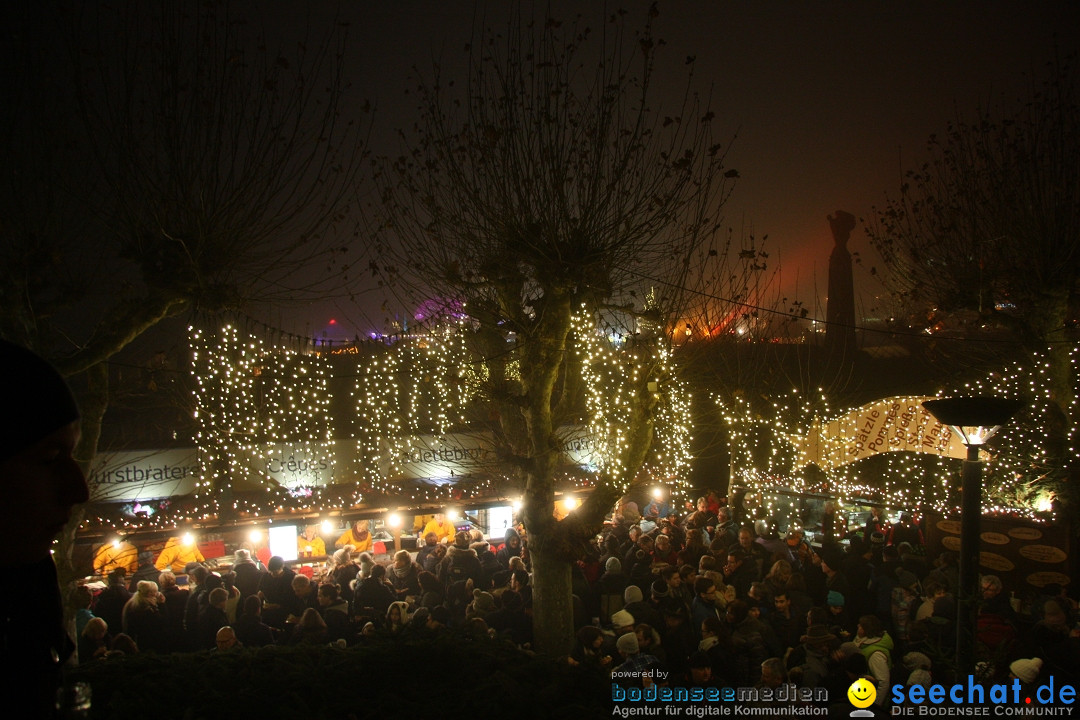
[317,583,352,643]
[388,550,421,598]
[415,532,441,570]
[0,341,93,714]
[385,600,410,634]
[418,571,445,609]
[197,587,231,650]
[257,556,296,629]
[122,580,169,653]
[353,564,396,619]
[854,614,894,707]
[289,607,328,645]
[127,550,160,591]
[232,548,265,605]
[474,541,502,590]
[496,528,524,569]
[94,568,133,636]
[234,595,276,647]
[438,532,482,587]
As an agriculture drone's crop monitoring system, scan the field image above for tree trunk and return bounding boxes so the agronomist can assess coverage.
[530,541,575,657]
[57,361,108,586]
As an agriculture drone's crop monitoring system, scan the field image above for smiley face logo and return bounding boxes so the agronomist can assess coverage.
[847,678,876,708]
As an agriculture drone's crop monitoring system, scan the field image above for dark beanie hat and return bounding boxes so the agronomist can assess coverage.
[0,340,80,461]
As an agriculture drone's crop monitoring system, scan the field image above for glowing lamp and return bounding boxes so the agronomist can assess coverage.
[922,396,1024,447]
[921,395,1022,678]
[1036,492,1055,514]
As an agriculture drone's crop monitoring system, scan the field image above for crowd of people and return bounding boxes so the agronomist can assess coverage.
[578,497,1079,711]
[73,524,534,661]
[71,492,1080,713]
[6,338,1076,717]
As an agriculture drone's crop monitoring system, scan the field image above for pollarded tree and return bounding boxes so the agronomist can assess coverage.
[0,1,363,577]
[867,57,1080,503]
[372,6,741,655]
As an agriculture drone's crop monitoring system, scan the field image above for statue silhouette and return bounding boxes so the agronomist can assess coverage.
[825,211,857,362]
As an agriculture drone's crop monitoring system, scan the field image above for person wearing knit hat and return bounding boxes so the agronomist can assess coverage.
[605,557,622,573]
[332,546,354,566]
[1009,657,1043,685]
[0,340,90,718]
[907,668,932,688]
[826,590,845,607]
[616,631,639,656]
[610,629,662,682]
[473,588,495,610]
[467,588,496,620]
[800,624,836,645]
[358,552,376,579]
[624,585,644,605]
[836,641,861,658]
[651,579,670,599]
[611,609,635,631]
[895,569,919,591]
[902,651,932,671]
[821,546,845,573]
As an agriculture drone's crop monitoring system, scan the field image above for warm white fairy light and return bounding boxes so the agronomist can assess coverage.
[575,306,694,505]
[719,343,1079,523]
[191,325,262,517]
[724,389,957,521]
[949,347,1077,520]
[84,311,697,533]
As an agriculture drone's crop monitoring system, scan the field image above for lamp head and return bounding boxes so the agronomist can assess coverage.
[921,397,1024,446]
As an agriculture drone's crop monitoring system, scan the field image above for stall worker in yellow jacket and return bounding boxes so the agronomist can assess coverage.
[297,524,326,558]
[154,533,206,573]
[335,519,372,554]
[92,537,139,576]
[421,513,457,544]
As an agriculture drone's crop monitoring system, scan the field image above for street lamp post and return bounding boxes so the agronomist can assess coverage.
[922,396,1023,679]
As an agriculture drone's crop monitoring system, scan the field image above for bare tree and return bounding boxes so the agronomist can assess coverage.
[0,1,364,578]
[866,56,1080,498]
[372,6,739,654]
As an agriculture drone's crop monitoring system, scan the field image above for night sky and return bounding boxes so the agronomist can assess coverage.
[275,0,1078,338]
[14,1,1079,340]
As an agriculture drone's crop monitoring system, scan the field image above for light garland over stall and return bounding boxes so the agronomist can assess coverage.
[720,346,1078,523]
[80,313,694,533]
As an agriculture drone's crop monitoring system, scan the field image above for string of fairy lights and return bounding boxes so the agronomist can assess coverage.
[721,346,1078,523]
[83,311,1075,536]
[82,312,693,533]
[956,348,1077,518]
[575,307,694,506]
